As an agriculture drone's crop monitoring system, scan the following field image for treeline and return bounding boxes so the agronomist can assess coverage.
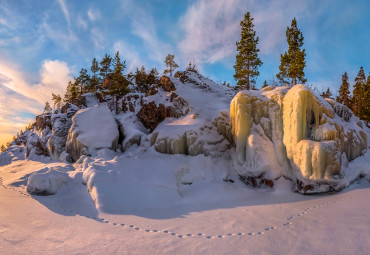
[45,52,196,114]
[334,67,370,124]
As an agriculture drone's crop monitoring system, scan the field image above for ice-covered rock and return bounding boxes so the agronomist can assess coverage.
[151,115,231,157]
[230,87,290,180]
[66,104,119,161]
[230,85,368,193]
[27,167,69,195]
[283,85,367,183]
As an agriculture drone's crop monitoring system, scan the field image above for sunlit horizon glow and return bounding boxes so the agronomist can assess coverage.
[0,0,369,146]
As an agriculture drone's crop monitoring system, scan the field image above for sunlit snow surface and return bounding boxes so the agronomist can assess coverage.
[0,74,369,254]
[0,147,369,254]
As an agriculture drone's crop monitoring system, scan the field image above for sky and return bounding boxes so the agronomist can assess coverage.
[0,0,369,146]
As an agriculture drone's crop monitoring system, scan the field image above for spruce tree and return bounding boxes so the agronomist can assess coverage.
[262,80,268,88]
[164,54,179,76]
[76,68,90,94]
[105,51,130,113]
[352,67,366,117]
[64,80,79,103]
[90,57,100,91]
[233,12,262,90]
[336,72,351,108]
[277,18,306,86]
[362,74,370,125]
[43,101,52,114]
[321,88,332,99]
[100,53,112,79]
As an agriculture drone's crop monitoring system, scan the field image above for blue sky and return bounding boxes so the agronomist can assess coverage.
[0,0,369,145]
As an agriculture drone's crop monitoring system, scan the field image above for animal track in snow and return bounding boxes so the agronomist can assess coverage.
[1,176,369,240]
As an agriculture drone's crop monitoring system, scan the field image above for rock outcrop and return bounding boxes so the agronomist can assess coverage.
[35,114,51,131]
[137,93,189,132]
[66,104,119,161]
[160,76,176,92]
[48,104,79,160]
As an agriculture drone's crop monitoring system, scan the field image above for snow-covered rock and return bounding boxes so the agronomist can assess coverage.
[48,113,73,160]
[230,84,368,193]
[116,113,148,152]
[0,145,26,166]
[66,104,119,161]
[26,131,51,158]
[151,115,231,157]
[26,167,69,195]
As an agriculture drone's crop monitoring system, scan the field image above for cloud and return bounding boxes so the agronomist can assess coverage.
[178,0,309,66]
[87,8,101,22]
[121,0,170,63]
[0,59,72,144]
[114,40,143,73]
[56,0,70,26]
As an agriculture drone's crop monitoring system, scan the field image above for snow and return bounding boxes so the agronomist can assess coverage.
[0,150,370,254]
[66,104,119,160]
[0,73,369,254]
[26,167,69,195]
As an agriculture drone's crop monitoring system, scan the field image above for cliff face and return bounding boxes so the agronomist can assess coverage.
[230,85,368,193]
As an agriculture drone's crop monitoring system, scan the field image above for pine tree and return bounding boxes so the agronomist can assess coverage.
[43,101,52,114]
[100,53,112,79]
[164,54,179,77]
[233,12,262,90]
[75,68,90,94]
[352,67,366,117]
[135,66,148,92]
[336,72,351,108]
[90,57,100,91]
[186,61,197,72]
[321,88,332,99]
[51,93,62,112]
[105,51,130,113]
[262,80,268,88]
[1,144,6,152]
[277,18,306,86]
[362,74,370,125]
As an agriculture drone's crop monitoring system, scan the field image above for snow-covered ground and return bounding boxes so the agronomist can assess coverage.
[1,150,369,254]
[1,72,369,254]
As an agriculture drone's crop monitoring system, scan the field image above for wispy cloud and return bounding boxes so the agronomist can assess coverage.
[114,40,143,72]
[121,0,170,63]
[178,0,309,65]
[87,7,101,22]
[56,0,70,26]
[0,59,72,144]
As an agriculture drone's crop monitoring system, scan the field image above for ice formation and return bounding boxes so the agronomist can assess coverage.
[229,84,368,192]
[66,104,119,161]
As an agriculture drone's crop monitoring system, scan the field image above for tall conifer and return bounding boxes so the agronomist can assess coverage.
[336,72,351,108]
[233,12,262,90]
[352,67,366,117]
[277,18,306,86]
